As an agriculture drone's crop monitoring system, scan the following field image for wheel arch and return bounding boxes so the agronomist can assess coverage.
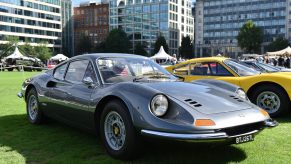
[94,95,134,134]
[25,84,36,101]
[247,81,289,100]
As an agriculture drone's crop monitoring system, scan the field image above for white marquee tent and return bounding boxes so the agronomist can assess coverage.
[5,47,24,59]
[50,54,68,61]
[267,46,291,56]
[150,46,176,60]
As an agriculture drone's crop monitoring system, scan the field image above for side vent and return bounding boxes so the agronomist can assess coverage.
[229,95,244,103]
[184,99,202,108]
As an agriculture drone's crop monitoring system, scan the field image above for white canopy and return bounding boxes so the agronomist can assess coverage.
[50,54,68,61]
[267,46,291,56]
[150,46,175,60]
[6,47,24,59]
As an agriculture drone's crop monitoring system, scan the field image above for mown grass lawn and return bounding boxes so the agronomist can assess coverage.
[0,71,291,164]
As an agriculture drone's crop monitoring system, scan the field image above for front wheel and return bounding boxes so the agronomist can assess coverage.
[26,88,44,124]
[100,100,141,160]
[250,85,289,117]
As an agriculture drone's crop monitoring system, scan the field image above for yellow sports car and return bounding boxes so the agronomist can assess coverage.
[166,57,291,117]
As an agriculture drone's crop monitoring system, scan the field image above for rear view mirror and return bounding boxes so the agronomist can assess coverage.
[83,77,94,87]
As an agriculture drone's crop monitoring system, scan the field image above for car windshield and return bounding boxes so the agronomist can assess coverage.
[256,63,280,72]
[97,57,177,83]
[224,59,261,76]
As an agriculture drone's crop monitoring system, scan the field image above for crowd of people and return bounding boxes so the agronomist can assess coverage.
[265,56,291,68]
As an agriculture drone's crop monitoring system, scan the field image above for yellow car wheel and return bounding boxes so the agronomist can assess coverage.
[250,85,289,117]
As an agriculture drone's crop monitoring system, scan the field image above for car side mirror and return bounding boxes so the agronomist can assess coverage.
[174,75,185,81]
[83,77,94,87]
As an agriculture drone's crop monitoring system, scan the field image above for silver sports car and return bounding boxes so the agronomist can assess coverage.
[18,53,277,160]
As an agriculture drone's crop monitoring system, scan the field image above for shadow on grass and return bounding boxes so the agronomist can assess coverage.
[0,114,247,163]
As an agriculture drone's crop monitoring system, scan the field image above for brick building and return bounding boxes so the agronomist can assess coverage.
[74,2,109,54]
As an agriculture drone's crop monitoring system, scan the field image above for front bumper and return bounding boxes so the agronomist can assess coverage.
[141,119,278,142]
[141,129,259,142]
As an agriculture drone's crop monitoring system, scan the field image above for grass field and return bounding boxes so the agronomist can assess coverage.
[0,72,291,164]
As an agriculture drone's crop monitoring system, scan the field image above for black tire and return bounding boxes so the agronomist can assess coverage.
[100,100,141,160]
[250,84,289,117]
[7,68,13,71]
[26,88,44,124]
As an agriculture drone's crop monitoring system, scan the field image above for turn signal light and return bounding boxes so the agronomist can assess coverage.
[260,109,269,117]
[194,119,216,126]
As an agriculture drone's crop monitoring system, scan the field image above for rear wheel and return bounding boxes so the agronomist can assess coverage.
[100,100,141,160]
[250,85,289,117]
[26,88,44,124]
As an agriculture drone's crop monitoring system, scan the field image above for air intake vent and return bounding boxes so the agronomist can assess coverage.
[229,95,244,103]
[184,99,202,108]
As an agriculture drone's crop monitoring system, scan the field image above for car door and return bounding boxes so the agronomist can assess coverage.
[63,59,98,129]
[173,62,240,86]
[45,62,72,119]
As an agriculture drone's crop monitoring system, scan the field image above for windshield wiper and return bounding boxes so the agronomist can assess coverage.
[133,76,145,82]
[142,72,171,79]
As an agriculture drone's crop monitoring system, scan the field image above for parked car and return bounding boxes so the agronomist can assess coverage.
[18,54,276,160]
[241,60,291,73]
[166,57,291,117]
[5,58,43,72]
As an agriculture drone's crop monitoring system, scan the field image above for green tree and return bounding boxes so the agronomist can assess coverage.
[267,37,290,52]
[179,36,193,59]
[105,29,131,53]
[95,41,106,53]
[134,42,148,56]
[76,35,93,55]
[153,35,169,54]
[34,43,52,61]
[237,20,263,53]
[19,42,36,57]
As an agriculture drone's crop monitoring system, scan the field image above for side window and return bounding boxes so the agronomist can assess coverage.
[173,64,189,75]
[209,62,233,76]
[65,60,89,83]
[190,62,211,75]
[54,64,67,80]
[83,62,97,82]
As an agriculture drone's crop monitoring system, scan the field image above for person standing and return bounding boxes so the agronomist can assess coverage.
[278,56,284,66]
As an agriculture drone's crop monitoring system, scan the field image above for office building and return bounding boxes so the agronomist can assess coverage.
[0,0,62,52]
[74,1,109,54]
[195,0,289,57]
[109,0,194,55]
[61,0,74,56]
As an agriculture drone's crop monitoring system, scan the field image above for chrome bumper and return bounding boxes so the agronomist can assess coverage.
[17,92,23,98]
[141,129,259,142]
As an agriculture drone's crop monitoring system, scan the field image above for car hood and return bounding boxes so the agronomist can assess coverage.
[144,82,253,115]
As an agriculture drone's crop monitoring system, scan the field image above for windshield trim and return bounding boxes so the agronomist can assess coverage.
[224,59,261,76]
[95,57,176,84]
[222,60,240,77]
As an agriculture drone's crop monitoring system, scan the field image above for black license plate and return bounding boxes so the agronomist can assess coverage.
[235,134,254,144]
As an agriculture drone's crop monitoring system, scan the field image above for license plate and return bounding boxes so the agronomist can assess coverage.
[235,134,254,144]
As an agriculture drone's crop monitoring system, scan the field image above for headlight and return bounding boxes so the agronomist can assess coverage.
[150,94,168,117]
[236,88,248,100]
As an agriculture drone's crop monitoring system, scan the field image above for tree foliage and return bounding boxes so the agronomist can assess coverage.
[179,36,193,59]
[76,35,93,55]
[134,42,148,56]
[237,20,263,53]
[154,35,169,54]
[105,29,131,53]
[34,43,52,61]
[267,37,290,52]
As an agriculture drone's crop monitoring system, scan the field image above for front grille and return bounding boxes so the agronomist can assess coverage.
[220,122,265,136]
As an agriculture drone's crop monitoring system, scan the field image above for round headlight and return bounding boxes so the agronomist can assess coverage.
[236,88,247,100]
[150,94,168,117]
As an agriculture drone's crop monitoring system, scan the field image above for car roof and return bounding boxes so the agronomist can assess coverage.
[182,57,228,64]
[70,53,148,60]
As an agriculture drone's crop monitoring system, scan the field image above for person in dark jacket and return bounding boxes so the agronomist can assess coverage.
[278,56,284,66]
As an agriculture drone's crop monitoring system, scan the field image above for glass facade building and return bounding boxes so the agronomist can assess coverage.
[195,0,290,58]
[109,0,194,55]
[61,0,74,56]
[0,0,63,52]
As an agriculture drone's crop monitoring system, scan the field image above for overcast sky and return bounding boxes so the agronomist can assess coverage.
[72,0,196,7]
